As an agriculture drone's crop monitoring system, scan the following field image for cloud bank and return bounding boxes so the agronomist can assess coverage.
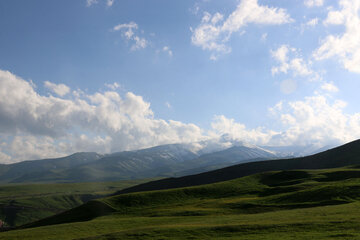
[0,70,204,162]
[1,68,360,163]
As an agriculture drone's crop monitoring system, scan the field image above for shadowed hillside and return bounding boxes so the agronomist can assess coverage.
[115,139,360,194]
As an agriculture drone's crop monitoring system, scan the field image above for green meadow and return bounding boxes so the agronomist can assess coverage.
[3,167,360,239]
[0,179,153,227]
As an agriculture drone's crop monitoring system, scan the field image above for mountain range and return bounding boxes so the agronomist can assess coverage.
[0,138,332,183]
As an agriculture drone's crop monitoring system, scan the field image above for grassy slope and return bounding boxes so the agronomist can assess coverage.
[115,139,360,195]
[0,179,153,227]
[3,167,360,239]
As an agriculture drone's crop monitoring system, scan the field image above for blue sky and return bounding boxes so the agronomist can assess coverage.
[1,0,360,162]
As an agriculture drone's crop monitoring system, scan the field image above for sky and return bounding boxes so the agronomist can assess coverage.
[1,0,360,163]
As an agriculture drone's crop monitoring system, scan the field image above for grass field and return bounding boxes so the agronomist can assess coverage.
[0,179,154,227]
[2,167,360,239]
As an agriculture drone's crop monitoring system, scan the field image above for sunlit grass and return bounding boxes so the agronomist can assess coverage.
[2,167,360,239]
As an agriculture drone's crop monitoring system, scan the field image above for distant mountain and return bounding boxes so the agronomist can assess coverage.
[12,143,277,183]
[174,145,277,176]
[5,144,198,183]
[115,139,360,195]
[0,141,280,183]
[0,136,336,183]
[261,144,336,157]
[0,152,103,183]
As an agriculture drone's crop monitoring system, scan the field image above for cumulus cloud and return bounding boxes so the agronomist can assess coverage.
[271,45,313,77]
[112,22,148,51]
[210,115,276,145]
[191,0,292,59]
[44,81,70,96]
[304,0,324,7]
[1,69,359,163]
[268,94,360,147]
[208,92,360,149]
[321,82,339,92]
[0,69,205,162]
[314,0,360,73]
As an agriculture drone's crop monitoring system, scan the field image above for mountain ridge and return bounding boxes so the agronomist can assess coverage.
[114,139,360,195]
[0,140,334,183]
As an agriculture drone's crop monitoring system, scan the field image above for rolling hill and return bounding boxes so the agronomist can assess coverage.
[115,139,360,194]
[4,166,360,239]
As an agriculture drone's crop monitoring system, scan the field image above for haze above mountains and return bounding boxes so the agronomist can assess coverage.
[0,137,334,184]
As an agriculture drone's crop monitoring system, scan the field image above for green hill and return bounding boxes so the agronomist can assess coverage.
[3,166,360,239]
[0,178,152,227]
[115,139,360,194]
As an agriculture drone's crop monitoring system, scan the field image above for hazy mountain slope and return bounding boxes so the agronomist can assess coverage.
[174,145,277,176]
[262,144,336,157]
[115,139,360,194]
[6,143,279,183]
[0,152,103,183]
[10,144,199,183]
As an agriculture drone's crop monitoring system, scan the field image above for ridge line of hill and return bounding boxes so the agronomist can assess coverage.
[114,139,360,195]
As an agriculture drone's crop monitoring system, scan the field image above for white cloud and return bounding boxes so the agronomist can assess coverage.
[304,0,324,7]
[131,36,148,51]
[321,82,339,92]
[44,81,70,97]
[210,115,276,146]
[163,46,173,57]
[105,82,121,90]
[86,0,114,7]
[314,0,360,73]
[1,69,359,163]
[306,18,319,26]
[112,22,148,51]
[86,0,98,7]
[208,90,360,148]
[113,22,137,38]
[107,0,114,7]
[191,0,292,59]
[271,45,313,77]
[0,69,205,162]
[0,150,11,164]
[268,94,360,146]
[211,94,360,148]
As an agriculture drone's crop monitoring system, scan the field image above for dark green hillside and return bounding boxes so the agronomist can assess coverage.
[116,139,360,194]
[0,178,151,227]
[4,167,360,239]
